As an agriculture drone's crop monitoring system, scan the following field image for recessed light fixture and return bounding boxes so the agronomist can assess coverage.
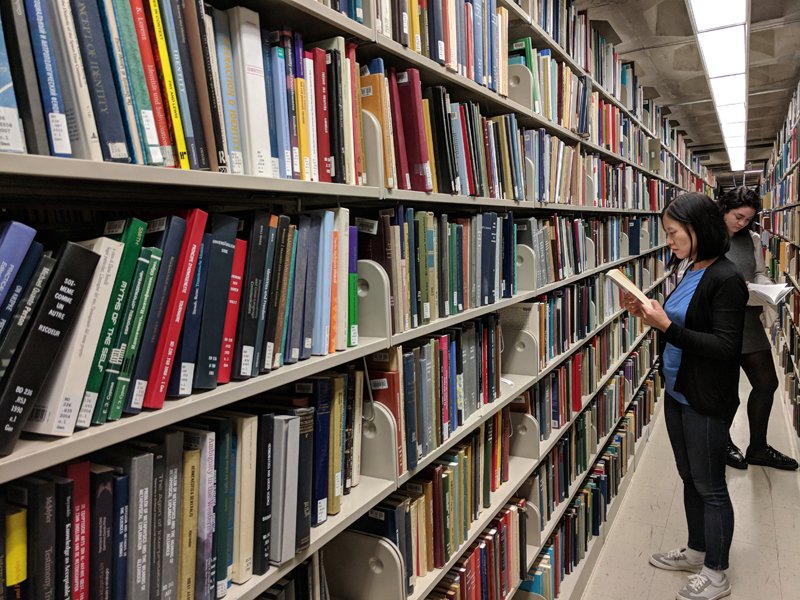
[709,74,747,107]
[687,0,746,32]
[697,26,746,78]
[717,103,747,124]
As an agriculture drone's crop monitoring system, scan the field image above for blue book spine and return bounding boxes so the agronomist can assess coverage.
[449,105,468,195]
[311,211,333,356]
[429,0,445,65]
[306,377,331,526]
[167,233,210,397]
[270,46,292,179]
[490,0,498,91]
[253,219,277,376]
[473,0,484,86]
[212,9,243,174]
[71,0,131,162]
[260,29,279,175]
[0,12,25,154]
[124,215,187,413]
[300,215,321,361]
[279,230,298,366]
[159,0,198,169]
[0,221,36,308]
[286,215,309,364]
[352,0,363,24]
[111,473,129,600]
[24,0,71,157]
[0,240,42,343]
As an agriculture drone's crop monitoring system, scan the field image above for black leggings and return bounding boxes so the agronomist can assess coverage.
[737,349,779,450]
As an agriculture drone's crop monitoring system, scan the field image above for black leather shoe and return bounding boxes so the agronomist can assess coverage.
[746,445,800,470]
[726,441,748,469]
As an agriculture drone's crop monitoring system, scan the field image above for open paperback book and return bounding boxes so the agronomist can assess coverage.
[747,282,792,306]
[606,269,651,305]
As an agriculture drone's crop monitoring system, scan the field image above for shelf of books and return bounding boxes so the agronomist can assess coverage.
[0,0,699,597]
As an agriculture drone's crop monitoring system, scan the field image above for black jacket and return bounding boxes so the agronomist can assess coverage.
[658,257,748,422]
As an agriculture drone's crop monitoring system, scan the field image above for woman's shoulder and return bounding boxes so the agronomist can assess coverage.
[709,256,744,278]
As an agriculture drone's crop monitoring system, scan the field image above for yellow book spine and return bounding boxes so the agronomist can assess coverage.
[328,376,344,514]
[422,99,438,193]
[5,505,27,587]
[178,448,200,600]
[409,0,421,54]
[148,0,190,169]
[295,77,312,180]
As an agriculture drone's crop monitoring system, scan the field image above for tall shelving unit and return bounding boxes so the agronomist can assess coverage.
[0,0,716,599]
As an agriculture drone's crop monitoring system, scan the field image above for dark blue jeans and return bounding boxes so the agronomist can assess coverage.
[664,393,734,570]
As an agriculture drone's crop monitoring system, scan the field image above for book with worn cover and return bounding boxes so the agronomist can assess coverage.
[0,241,42,342]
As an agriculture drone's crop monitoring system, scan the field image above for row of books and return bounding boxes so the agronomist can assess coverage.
[365,315,502,475]
[255,553,331,600]
[0,207,360,455]
[377,0,510,96]
[764,208,800,256]
[0,374,364,600]
[364,64,525,198]
[365,208,517,335]
[765,78,800,179]
[430,498,527,600]
[775,309,800,439]
[349,410,512,595]
[521,368,662,598]
[764,170,798,211]
[657,117,713,181]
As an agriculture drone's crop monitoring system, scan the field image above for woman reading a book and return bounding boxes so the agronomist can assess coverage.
[622,192,747,600]
[718,186,798,470]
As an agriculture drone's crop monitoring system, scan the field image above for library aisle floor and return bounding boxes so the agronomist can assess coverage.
[581,362,800,600]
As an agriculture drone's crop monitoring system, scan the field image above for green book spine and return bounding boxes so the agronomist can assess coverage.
[110,0,163,165]
[280,231,298,365]
[347,227,358,347]
[93,247,153,424]
[107,246,162,421]
[415,215,429,324]
[441,470,452,561]
[80,218,147,428]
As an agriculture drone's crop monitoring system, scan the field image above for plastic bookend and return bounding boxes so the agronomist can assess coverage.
[516,243,536,292]
[524,157,536,205]
[510,412,540,461]
[584,236,596,271]
[508,63,534,113]
[361,109,383,188]
[357,259,392,341]
[325,530,406,600]
[620,232,630,259]
[502,330,539,378]
[360,401,399,483]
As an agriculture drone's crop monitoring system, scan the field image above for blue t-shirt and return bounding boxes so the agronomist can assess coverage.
[663,268,706,405]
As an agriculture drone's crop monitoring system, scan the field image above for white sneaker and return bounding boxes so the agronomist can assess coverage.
[649,547,704,573]
[676,572,731,600]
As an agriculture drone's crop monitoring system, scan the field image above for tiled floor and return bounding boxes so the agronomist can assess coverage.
[581,367,800,600]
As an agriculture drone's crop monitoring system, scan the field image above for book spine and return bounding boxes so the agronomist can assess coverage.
[142,209,208,408]
[211,8,242,174]
[177,448,200,600]
[65,461,90,600]
[89,467,115,600]
[312,48,331,182]
[144,0,189,168]
[347,226,358,347]
[51,477,74,600]
[285,216,309,365]
[23,0,72,157]
[267,43,292,179]
[217,239,246,384]
[252,414,273,575]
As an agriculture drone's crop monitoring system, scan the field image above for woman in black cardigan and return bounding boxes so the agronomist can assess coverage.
[623,193,747,600]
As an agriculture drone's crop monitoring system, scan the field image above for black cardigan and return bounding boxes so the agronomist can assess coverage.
[658,257,748,422]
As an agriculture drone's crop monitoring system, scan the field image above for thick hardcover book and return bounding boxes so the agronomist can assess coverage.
[0,0,48,154]
[260,30,278,176]
[91,446,154,600]
[312,211,334,356]
[26,237,123,436]
[210,7,242,173]
[217,238,246,384]
[177,447,200,599]
[275,30,299,179]
[388,68,411,190]
[253,215,278,375]
[142,208,208,409]
[23,0,72,157]
[298,214,321,361]
[41,474,73,600]
[84,218,147,426]
[269,415,299,565]
[60,460,90,600]
[194,214,238,389]
[396,69,433,191]
[0,240,42,342]
[251,412,274,575]
[232,211,269,379]
[261,215,291,372]
[347,226,359,347]
[129,0,174,166]
[4,501,25,595]
[325,48,345,183]
[0,221,36,309]
[71,0,130,162]
[5,477,56,599]
[311,48,331,182]
[267,42,292,179]
[89,464,115,600]
[124,215,186,413]
[183,0,228,172]
[48,0,102,161]
[0,243,99,456]
[167,234,210,398]
[110,472,129,600]
[285,216,310,365]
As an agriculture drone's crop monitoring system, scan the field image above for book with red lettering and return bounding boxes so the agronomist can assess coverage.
[61,460,90,600]
[388,68,412,190]
[396,68,432,192]
[312,48,332,182]
[217,238,247,384]
[143,208,208,409]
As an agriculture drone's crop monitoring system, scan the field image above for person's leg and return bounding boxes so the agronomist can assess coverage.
[742,350,798,469]
[650,395,706,572]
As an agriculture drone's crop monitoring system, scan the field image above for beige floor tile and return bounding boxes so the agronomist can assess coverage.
[777,549,800,599]
[773,503,800,555]
[728,540,782,599]
[617,482,674,527]
[632,456,681,491]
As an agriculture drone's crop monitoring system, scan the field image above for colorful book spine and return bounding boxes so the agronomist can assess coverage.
[211,8,243,174]
[217,238,246,384]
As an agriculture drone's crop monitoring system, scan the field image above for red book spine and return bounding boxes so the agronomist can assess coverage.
[481,327,488,404]
[572,353,582,411]
[217,238,247,384]
[484,533,496,600]
[465,3,474,80]
[501,406,510,483]
[65,461,90,600]
[459,105,475,195]
[389,69,412,190]
[347,43,364,185]
[396,68,432,192]
[143,208,209,408]
[491,413,499,491]
[312,48,332,182]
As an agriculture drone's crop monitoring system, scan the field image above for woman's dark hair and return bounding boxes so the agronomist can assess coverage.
[663,192,730,262]
[717,186,762,230]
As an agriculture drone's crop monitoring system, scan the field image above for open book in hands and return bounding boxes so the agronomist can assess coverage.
[747,282,792,306]
[606,269,650,305]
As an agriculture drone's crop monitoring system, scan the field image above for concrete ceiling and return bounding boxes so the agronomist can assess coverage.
[575,0,800,187]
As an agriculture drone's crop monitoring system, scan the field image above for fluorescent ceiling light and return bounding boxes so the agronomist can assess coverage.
[687,0,747,32]
[728,146,746,171]
[697,26,746,78]
[724,137,746,151]
[709,74,747,106]
[722,121,746,141]
[717,103,746,124]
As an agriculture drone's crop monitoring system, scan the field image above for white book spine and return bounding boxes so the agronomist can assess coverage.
[270,416,299,565]
[335,208,348,351]
[50,0,103,161]
[342,57,356,185]
[304,56,319,182]
[230,415,256,583]
[25,237,124,435]
[227,6,273,177]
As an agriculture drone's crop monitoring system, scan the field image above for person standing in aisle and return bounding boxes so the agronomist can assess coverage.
[717,186,799,470]
[623,192,747,600]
